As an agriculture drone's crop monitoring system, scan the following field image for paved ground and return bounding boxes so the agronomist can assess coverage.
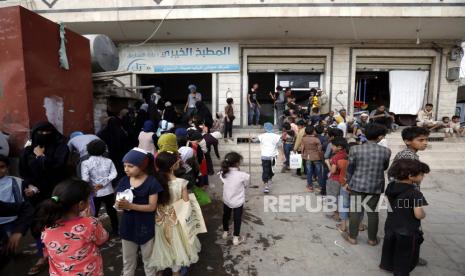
[2,169,465,275]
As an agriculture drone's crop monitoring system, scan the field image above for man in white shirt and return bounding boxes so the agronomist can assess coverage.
[67,131,101,175]
[257,122,281,193]
[184,84,202,119]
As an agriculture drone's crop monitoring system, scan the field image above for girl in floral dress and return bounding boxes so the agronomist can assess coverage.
[36,179,109,276]
[149,151,201,275]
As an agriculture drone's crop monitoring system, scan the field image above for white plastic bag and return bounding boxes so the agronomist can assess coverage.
[289,152,302,169]
[114,188,134,211]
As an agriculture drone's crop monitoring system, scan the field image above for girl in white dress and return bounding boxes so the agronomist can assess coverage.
[149,151,201,275]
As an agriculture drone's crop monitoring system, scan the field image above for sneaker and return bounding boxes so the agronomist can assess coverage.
[222,231,229,240]
[263,183,270,194]
[233,236,245,245]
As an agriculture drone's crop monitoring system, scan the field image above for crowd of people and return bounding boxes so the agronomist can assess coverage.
[0,81,461,276]
[253,99,434,274]
[0,83,243,276]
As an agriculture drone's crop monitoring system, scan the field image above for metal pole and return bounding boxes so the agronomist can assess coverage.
[248,129,251,175]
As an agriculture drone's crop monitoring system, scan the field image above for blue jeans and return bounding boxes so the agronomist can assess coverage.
[283,144,293,167]
[248,104,260,125]
[305,160,324,188]
[339,186,350,220]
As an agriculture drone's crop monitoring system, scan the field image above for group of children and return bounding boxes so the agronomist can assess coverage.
[251,116,432,275]
[0,97,450,276]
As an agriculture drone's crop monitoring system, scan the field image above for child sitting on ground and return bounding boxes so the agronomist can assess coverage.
[220,152,250,245]
[380,159,430,275]
[441,116,454,137]
[450,115,464,137]
[37,179,109,275]
[394,127,430,162]
[81,139,119,234]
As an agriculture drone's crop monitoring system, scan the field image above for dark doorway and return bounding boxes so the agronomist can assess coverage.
[277,73,320,107]
[248,73,275,125]
[355,72,389,113]
[139,74,212,111]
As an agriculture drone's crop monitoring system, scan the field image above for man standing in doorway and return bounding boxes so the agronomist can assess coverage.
[271,86,286,129]
[248,83,261,126]
[370,105,394,131]
[184,84,202,119]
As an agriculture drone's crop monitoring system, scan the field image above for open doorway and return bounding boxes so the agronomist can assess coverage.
[248,73,275,125]
[139,74,212,111]
[354,72,389,113]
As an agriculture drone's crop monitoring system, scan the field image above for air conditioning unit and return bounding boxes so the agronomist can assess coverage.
[446,67,460,81]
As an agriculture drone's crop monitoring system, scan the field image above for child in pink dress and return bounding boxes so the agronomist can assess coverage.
[36,179,109,275]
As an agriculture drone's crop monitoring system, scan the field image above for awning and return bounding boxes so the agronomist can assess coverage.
[248,56,325,73]
[356,57,433,71]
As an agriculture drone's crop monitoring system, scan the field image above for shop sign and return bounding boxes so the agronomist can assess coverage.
[119,42,240,73]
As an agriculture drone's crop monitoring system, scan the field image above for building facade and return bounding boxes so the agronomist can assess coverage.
[2,0,464,126]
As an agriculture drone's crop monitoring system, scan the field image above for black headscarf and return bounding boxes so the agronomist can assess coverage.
[19,121,70,205]
[98,117,131,177]
[195,101,213,129]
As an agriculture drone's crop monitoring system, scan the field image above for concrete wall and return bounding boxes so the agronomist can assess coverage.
[332,47,351,112]
[2,0,464,22]
[0,6,94,154]
[217,73,241,126]
[0,6,30,155]
[438,54,461,119]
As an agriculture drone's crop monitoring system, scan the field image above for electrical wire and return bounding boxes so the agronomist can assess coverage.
[130,0,179,47]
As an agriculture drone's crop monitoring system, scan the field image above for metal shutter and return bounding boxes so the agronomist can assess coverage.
[356,57,432,71]
[248,56,326,73]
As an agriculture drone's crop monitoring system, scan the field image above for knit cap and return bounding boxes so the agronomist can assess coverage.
[122,148,150,169]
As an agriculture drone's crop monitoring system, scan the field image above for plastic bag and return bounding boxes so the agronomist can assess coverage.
[192,186,212,206]
[289,152,303,169]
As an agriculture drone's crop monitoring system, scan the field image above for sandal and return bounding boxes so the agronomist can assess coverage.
[341,231,357,245]
[325,214,341,222]
[358,224,367,231]
[28,260,48,275]
[336,223,347,233]
[307,186,314,193]
[368,238,379,246]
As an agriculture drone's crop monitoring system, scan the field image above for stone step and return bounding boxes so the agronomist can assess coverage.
[213,163,465,173]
